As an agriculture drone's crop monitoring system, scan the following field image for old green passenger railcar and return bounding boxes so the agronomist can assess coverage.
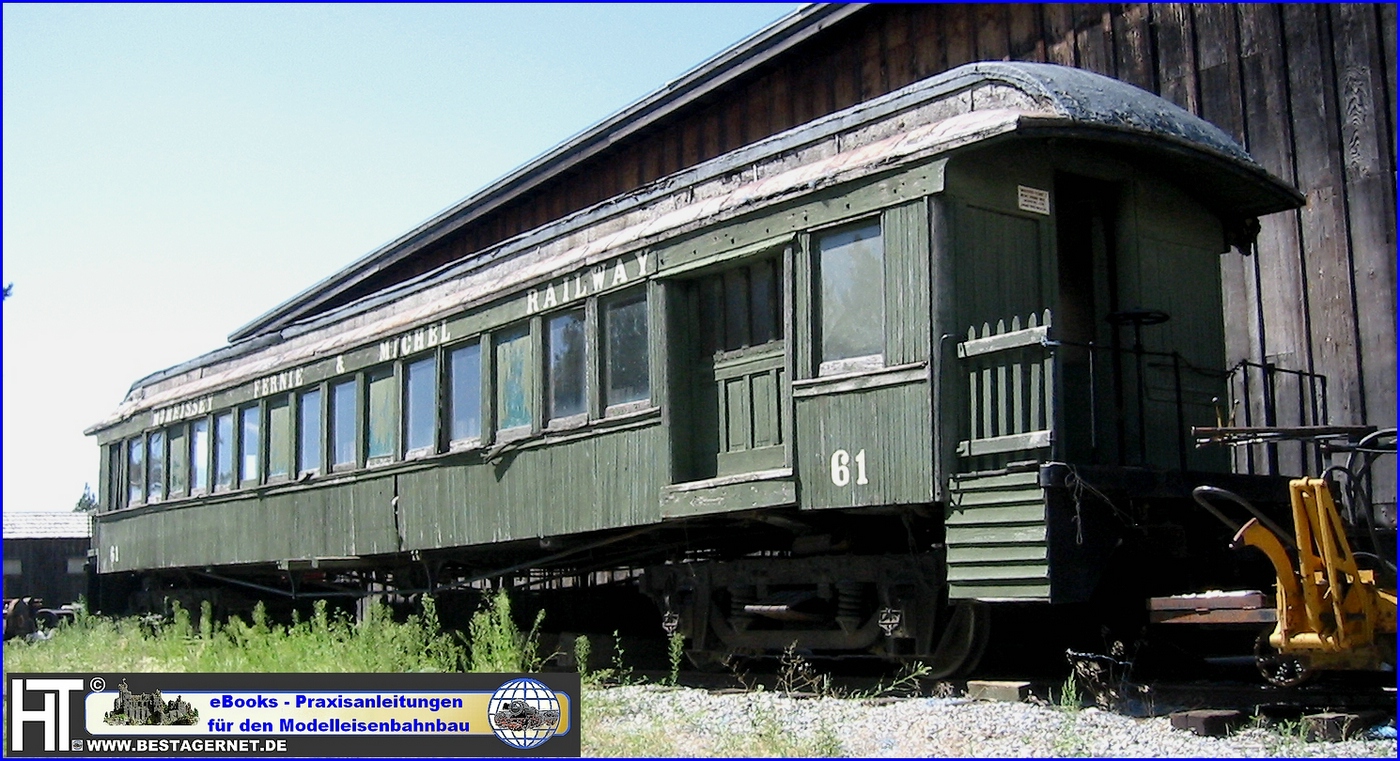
[87,62,1304,672]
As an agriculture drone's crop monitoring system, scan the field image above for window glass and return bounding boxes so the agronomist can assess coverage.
[449,342,482,442]
[146,431,165,502]
[127,438,144,504]
[331,380,357,467]
[495,325,532,431]
[819,222,884,364]
[267,396,291,479]
[604,292,650,407]
[240,406,260,483]
[107,443,124,510]
[168,425,188,497]
[190,418,209,493]
[366,368,397,460]
[299,388,321,474]
[405,356,438,452]
[214,413,234,489]
[546,310,586,420]
[145,432,166,502]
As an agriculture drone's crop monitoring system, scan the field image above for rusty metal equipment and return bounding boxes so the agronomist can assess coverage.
[1188,479,1397,686]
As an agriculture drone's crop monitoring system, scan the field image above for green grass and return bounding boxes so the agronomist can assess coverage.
[4,597,475,674]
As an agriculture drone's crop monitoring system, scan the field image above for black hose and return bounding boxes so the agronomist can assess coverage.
[1343,428,1396,572]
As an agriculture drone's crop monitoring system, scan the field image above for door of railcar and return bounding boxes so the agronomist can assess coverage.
[677,256,788,480]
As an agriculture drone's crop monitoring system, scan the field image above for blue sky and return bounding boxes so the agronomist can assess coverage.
[2,3,800,511]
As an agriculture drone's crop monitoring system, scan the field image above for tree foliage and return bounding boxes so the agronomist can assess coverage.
[75,484,98,512]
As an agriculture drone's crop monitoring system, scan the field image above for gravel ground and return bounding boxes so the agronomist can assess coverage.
[582,685,1398,757]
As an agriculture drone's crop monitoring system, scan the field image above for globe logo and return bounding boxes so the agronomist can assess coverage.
[487,678,562,750]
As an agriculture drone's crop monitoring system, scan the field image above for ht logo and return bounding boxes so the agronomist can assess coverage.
[9,678,85,752]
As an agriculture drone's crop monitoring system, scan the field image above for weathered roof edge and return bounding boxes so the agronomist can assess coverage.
[226,3,864,344]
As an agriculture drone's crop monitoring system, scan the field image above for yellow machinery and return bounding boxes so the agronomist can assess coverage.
[1191,479,1397,685]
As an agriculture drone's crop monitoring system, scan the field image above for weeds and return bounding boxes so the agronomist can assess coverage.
[3,597,465,673]
[851,660,933,700]
[666,631,684,686]
[1054,673,1083,712]
[608,630,635,685]
[573,634,593,682]
[776,642,834,697]
[467,589,545,673]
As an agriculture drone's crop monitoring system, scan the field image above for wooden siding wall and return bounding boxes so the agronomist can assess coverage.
[2,538,90,605]
[327,5,1390,497]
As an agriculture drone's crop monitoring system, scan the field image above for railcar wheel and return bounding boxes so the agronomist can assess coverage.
[922,600,991,679]
[1254,630,1313,687]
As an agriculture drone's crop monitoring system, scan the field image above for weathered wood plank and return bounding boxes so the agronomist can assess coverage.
[1237,3,1309,476]
[957,429,1052,457]
[1330,2,1396,505]
[860,14,887,100]
[910,3,944,79]
[723,93,746,153]
[1194,2,1265,473]
[1072,4,1114,76]
[1112,3,1155,91]
[1282,4,1365,429]
[943,4,974,69]
[833,38,860,111]
[745,72,771,146]
[1154,4,1198,110]
[1007,4,1045,62]
[957,324,1049,357]
[1042,4,1076,66]
[976,4,1010,61]
[769,64,792,134]
[882,6,915,90]
[947,564,1050,582]
[1381,4,1396,162]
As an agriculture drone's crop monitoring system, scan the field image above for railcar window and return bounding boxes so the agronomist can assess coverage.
[240,406,261,484]
[147,430,165,502]
[449,342,482,443]
[267,396,291,480]
[127,438,144,505]
[168,425,188,498]
[107,443,124,510]
[604,291,649,408]
[366,368,397,462]
[405,355,437,454]
[190,418,210,494]
[818,221,883,370]
[331,380,357,468]
[496,325,532,433]
[546,309,587,421]
[298,388,322,475]
[214,412,234,490]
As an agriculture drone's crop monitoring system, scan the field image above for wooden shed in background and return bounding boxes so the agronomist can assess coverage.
[3,512,93,607]
[228,4,1395,514]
